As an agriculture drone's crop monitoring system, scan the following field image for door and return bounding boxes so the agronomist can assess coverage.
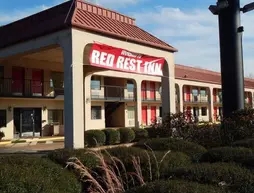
[15,108,42,138]
[150,82,156,100]
[150,106,156,124]
[193,107,199,122]
[185,86,190,101]
[32,69,43,96]
[141,81,147,100]
[213,107,217,121]
[213,89,217,102]
[142,106,147,125]
[12,67,24,95]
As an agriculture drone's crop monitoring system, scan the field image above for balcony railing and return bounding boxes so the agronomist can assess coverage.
[213,99,222,104]
[0,78,63,98]
[91,85,135,101]
[184,96,209,103]
[141,89,161,102]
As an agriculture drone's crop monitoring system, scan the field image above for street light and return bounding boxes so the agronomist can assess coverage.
[208,0,254,118]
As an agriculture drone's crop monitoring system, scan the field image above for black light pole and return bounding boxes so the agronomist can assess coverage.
[209,0,254,118]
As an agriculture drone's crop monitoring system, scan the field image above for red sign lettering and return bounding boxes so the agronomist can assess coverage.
[89,43,165,76]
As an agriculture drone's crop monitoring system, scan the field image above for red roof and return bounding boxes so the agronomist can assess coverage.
[175,64,254,89]
[0,0,177,52]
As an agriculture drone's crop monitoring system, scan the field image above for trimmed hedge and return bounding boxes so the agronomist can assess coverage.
[103,146,192,181]
[125,179,227,193]
[199,146,254,163]
[135,137,207,157]
[84,129,106,147]
[168,162,254,186]
[233,138,254,148]
[119,128,135,143]
[48,148,98,169]
[0,155,81,193]
[145,127,171,138]
[103,129,120,145]
[132,128,148,142]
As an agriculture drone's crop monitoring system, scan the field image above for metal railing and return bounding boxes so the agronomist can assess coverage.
[184,96,209,103]
[0,78,63,98]
[141,89,161,101]
[91,85,135,101]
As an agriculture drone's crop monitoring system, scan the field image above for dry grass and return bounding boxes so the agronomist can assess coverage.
[66,146,171,193]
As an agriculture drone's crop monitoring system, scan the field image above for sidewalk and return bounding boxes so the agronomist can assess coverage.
[0,136,64,147]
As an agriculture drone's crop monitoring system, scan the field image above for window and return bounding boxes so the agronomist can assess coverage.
[192,89,198,96]
[91,106,101,120]
[201,107,207,116]
[200,88,206,97]
[127,106,135,119]
[0,110,7,128]
[218,91,222,102]
[48,109,64,124]
[127,80,134,92]
[91,76,101,90]
[50,72,64,88]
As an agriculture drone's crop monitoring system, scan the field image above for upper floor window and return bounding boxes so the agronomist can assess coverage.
[127,80,134,92]
[192,88,198,96]
[218,90,222,101]
[50,72,64,88]
[200,88,206,97]
[91,76,101,90]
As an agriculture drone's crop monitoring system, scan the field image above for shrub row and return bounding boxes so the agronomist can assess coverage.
[168,162,254,188]
[84,128,148,147]
[125,179,227,193]
[0,155,81,193]
[134,137,207,157]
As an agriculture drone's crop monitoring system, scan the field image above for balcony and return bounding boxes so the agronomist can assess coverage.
[91,85,135,101]
[0,78,63,98]
[184,96,209,104]
[142,89,161,102]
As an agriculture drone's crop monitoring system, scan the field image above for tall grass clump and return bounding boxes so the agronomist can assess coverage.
[66,147,171,193]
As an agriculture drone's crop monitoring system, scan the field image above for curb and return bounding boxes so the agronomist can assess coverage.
[0,137,64,145]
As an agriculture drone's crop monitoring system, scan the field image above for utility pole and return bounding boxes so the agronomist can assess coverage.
[209,0,246,118]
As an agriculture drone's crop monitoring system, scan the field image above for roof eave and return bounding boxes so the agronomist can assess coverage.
[71,22,178,53]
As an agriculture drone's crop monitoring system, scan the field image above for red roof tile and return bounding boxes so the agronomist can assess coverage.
[175,64,254,89]
[0,0,177,52]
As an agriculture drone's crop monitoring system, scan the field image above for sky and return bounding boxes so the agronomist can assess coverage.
[0,0,254,76]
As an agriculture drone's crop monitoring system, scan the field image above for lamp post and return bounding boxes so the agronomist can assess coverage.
[209,0,254,118]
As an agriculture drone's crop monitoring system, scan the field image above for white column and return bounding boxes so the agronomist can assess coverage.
[179,84,184,112]
[84,74,92,130]
[135,79,142,127]
[61,36,84,149]
[209,87,214,122]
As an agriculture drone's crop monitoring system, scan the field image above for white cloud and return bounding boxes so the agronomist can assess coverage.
[86,0,140,8]
[131,5,254,75]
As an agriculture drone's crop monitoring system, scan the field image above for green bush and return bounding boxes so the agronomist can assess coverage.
[103,146,192,181]
[168,162,254,186]
[84,129,106,147]
[103,129,120,145]
[135,137,207,157]
[47,148,98,169]
[233,138,254,148]
[145,127,171,138]
[119,128,135,143]
[132,128,148,141]
[189,124,223,148]
[0,155,81,193]
[125,179,226,193]
[199,146,253,163]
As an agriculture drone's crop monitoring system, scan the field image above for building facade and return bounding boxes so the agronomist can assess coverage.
[0,0,254,148]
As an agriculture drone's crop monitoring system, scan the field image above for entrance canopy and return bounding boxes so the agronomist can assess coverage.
[89,43,165,76]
